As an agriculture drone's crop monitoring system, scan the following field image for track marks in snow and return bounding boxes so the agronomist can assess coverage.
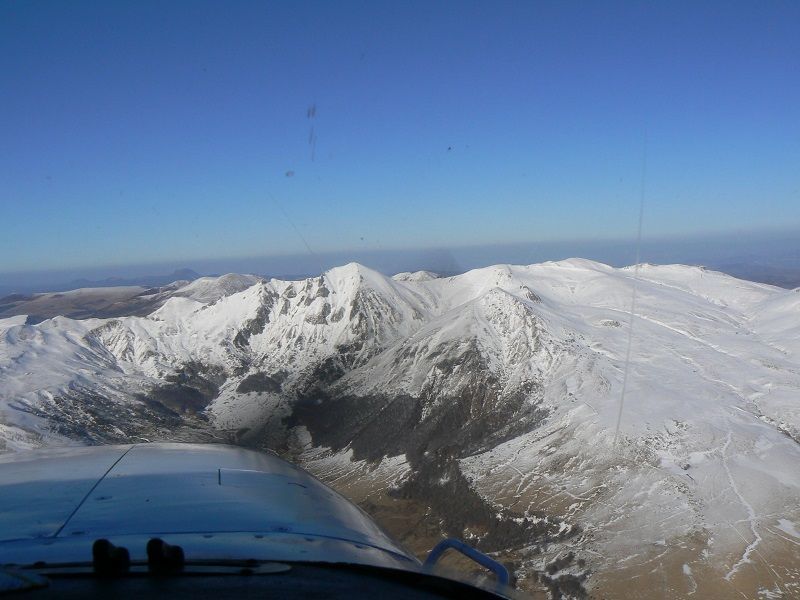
[721,431,762,581]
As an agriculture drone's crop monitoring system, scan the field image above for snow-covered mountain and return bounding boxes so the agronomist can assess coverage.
[1,260,798,599]
[0,272,264,323]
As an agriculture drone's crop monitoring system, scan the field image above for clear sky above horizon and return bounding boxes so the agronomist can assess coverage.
[2,0,799,274]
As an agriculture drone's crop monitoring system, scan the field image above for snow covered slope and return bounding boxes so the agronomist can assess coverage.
[0,260,798,598]
[0,273,263,323]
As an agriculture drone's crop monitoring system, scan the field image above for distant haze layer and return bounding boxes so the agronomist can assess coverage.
[1,229,799,296]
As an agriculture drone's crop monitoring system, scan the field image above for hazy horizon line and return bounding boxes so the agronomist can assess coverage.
[2,227,800,296]
[4,225,799,277]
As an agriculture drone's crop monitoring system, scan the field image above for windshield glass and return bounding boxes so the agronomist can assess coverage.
[1,2,799,598]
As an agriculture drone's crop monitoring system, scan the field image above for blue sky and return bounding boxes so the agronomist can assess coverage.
[1,0,799,274]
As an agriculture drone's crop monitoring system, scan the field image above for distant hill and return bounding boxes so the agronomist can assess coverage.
[62,268,202,291]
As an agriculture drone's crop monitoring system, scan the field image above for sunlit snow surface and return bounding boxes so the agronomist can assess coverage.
[1,259,799,597]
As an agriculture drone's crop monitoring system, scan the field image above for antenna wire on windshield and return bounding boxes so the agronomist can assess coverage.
[269,192,327,277]
[613,131,647,446]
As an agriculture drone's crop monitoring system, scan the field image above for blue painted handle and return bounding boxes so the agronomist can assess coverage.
[423,538,510,591]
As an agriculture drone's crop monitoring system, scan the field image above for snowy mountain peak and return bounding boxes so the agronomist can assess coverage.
[539,257,615,273]
[174,273,264,304]
[324,261,374,282]
[392,270,440,282]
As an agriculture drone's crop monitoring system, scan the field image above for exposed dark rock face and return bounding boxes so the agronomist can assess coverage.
[233,289,277,349]
[119,360,226,417]
[304,302,331,324]
[236,372,282,394]
[537,552,589,600]
[302,278,330,306]
[284,345,586,598]
[521,286,543,303]
[288,335,549,462]
[144,385,211,416]
[392,457,574,551]
[13,389,223,447]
